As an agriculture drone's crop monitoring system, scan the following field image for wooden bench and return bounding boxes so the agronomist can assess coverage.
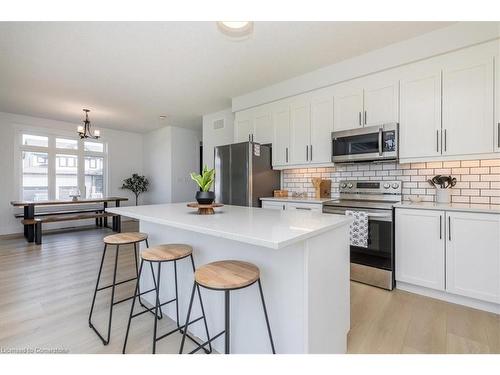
[11,197,128,244]
[22,212,119,245]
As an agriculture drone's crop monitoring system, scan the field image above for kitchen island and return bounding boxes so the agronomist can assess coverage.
[107,203,352,354]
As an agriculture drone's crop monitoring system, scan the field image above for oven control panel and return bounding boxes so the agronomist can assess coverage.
[339,180,401,195]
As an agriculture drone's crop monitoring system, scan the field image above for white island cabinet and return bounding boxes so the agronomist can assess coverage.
[108,203,352,354]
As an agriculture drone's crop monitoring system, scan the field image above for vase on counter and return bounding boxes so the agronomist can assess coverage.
[196,191,215,205]
[435,188,451,204]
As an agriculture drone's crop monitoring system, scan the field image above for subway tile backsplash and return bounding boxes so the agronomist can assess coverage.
[281,159,500,204]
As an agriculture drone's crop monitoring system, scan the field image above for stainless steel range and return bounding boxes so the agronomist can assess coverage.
[323,179,402,290]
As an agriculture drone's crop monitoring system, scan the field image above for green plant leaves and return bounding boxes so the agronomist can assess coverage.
[190,166,215,192]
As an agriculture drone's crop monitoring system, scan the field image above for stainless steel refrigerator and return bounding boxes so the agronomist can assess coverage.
[214,142,280,207]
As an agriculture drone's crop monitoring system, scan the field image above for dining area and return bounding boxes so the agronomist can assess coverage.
[10,197,127,244]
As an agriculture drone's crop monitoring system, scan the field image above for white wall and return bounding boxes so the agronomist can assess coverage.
[202,108,234,170]
[0,111,144,235]
[142,125,201,205]
[142,126,173,204]
[171,126,202,202]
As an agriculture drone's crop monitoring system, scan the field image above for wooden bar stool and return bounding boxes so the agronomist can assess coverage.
[122,244,212,354]
[88,232,162,345]
[179,260,276,354]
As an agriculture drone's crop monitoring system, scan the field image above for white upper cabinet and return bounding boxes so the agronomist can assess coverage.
[271,102,291,166]
[496,43,500,153]
[310,93,334,164]
[253,108,273,144]
[289,97,311,165]
[363,74,399,127]
[333,74,399,132]
[234,109,254,143]
[395,209,445,291]
[446,211,500,304]
[399,63,442,159]
[333,82,363,132]
[234,106,273,144]
[442,53,494,156]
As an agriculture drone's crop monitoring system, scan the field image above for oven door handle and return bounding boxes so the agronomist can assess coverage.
[323,208,392,221]
[378,127,383,156]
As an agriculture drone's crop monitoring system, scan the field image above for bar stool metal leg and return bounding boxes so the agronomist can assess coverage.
[88,244,108,344]
[152,262,162,354]
[105,244,120,345]
[257,279,275,354]
[122,260,144,354]
[225,290,230,354]
[133,242,161,319]
[189,254,212,353]
[179,282,197,354]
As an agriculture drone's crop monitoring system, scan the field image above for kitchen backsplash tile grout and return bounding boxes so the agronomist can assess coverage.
[281,159,500,204]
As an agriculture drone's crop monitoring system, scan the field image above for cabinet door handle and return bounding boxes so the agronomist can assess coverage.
[436,130,439,152]
[285,147,288,163]
[359,112,362,126]
[497,123,500,148]
[448,216,451,241]
[310,144,313,160]
[295,207,312,210]
[444,129,447,152]
[439,215,442,239]
[364,110,367,125]
[306,145,309,161]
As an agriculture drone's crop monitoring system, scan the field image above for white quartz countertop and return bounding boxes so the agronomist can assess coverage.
[394,201,500,214]
[260,197,333,204]
[107,203,352,249]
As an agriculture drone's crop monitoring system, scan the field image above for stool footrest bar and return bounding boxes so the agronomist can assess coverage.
[113,288,157,306]
[155,316,204,342]
[188,330,225,354]
[96,276,137,291]
[131,297,177,318]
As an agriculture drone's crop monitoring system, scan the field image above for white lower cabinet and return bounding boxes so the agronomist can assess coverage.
[261,200,322,212]
[395,209,445,291]
[446,211,500,303]
[287,202,322,213]
[261,201,286,210]
[396,208,500,305]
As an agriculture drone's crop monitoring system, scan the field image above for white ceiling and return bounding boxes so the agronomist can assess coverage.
[0,21,454,133]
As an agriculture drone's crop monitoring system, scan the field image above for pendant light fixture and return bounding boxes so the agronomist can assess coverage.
[77,109,100,139]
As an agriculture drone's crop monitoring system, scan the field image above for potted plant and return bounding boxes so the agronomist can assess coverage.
[190,166,215,204]
[121,173,149,206]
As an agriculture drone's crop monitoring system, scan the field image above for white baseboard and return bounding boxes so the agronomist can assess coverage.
[396,281,500,314]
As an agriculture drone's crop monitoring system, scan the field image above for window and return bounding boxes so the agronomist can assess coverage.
[18,133,107,201]
[85,156,104,198]
[56,154,78,199]
[22,151,48,201]
[84,141,104,153]
[23,134,48,147]
[56,138,78,150]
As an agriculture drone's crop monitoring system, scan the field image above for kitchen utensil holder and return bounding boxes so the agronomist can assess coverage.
[435,188,451,204]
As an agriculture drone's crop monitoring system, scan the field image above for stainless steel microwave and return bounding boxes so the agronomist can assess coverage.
[331,123,399,163]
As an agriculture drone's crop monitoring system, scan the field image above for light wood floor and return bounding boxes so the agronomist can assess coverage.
[0,222,498,354]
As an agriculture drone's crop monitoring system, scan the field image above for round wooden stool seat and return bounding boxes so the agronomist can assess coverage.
[103,232,148,245]
[141,244,193,262]
[195,260,260,290]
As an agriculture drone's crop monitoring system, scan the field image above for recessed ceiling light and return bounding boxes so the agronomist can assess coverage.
[217,21,253,39]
